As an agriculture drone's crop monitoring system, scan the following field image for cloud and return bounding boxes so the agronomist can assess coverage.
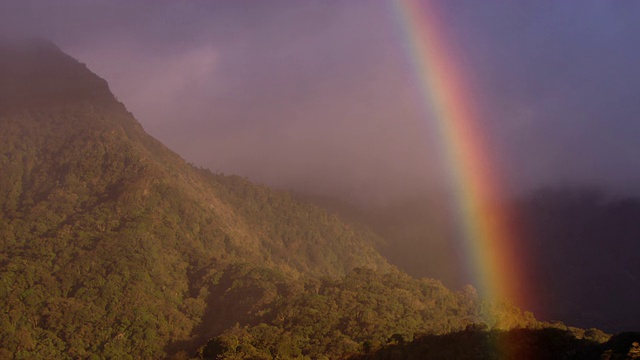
[2,0,640,199]
[68,40,218,135]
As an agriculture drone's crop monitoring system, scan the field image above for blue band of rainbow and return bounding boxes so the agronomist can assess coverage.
[391,0,530,313]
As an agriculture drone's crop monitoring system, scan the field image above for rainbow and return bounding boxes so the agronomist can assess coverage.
[391,0,529,313]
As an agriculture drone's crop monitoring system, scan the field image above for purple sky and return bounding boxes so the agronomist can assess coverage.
[2,0,640,201]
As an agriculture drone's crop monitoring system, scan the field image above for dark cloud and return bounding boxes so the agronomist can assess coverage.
[436,0,640,191]
[2,0,640,200]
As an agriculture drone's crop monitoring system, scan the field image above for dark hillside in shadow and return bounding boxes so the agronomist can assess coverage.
[352,328,640,360]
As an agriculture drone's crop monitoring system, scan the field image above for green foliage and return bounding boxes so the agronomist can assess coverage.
[196,268,540,359]
[0,42,606,360]
[0,48,392,357]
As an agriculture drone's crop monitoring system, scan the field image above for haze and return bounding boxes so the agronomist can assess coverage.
[2,0,640,202]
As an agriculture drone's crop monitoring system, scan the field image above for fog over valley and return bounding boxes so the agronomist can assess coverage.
[3,0,640,201]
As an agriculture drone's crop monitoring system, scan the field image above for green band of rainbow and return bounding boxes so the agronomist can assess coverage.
[391,0,528,311]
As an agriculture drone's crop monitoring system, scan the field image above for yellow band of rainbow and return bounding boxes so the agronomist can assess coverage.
[391,0,529,312]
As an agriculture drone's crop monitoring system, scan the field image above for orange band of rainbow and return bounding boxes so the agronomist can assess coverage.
[392,0,529,312]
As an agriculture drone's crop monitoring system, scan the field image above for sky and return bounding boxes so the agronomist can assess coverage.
[2,0,640,202]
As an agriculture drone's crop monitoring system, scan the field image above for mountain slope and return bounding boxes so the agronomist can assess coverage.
[0,40,554,359]
[0,39,392,358]
[303,188,640,334]
[518,187,640,332]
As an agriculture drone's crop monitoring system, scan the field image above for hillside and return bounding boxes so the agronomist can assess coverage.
[352,328,636,360]
[518,188,640,332]
[0,39,573,359]
[297,194,467,289]
[302,189,640,333]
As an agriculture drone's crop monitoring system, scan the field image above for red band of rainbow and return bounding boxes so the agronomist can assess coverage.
[391,0,530,314]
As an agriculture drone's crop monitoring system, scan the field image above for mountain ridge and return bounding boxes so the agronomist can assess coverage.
[0,38,115,111]
[0,40,599,359]
[0,39,401,358]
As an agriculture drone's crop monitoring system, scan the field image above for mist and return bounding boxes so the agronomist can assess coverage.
[3,0,640,204]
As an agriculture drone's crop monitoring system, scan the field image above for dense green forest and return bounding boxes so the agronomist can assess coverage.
[0,39,621,359]
[196,268,540,359]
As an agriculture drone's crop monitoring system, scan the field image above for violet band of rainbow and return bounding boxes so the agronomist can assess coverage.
[391,0,530,314]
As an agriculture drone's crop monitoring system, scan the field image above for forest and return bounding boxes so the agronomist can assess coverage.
[1,39,638,359]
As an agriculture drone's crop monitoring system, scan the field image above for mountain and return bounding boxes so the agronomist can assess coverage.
[353,328,637,360]
[0,39,592,359]
[517,187,640,332]
[303,187,640,334]
[297,193,467,288]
